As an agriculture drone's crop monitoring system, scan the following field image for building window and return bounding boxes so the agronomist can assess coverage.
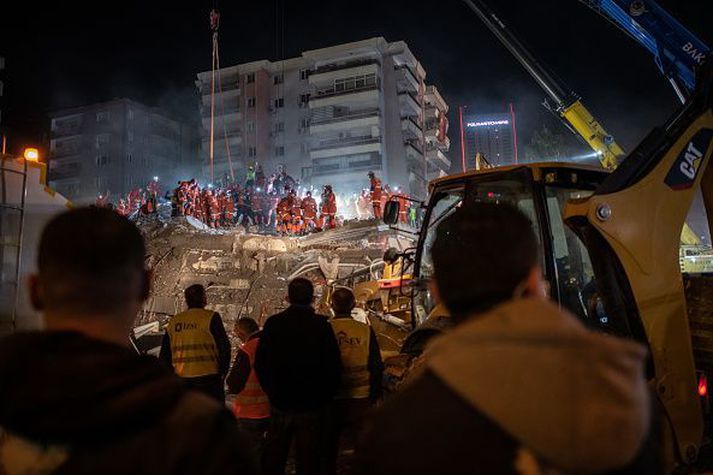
[248,147,257,157]
[247,97,256,108]
[274,98,284,108]
[95,134,110,149]
[246,73,255,84]
[299,69,309,81]
[299,93,310,107]
[128,108,134,120]
[128,131,134,143]
[275,122,285,133]
[247,121,255,132]
[96,110,109,122]
[300,143,309,154]
[300,117,309,129]
[273,74,284,85]
[275,146,285,157]
[127,153,133,163]
[334,73,377,93]
[96,154,110,167]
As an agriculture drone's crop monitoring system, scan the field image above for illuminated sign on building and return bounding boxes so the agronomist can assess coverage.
[466,120,510,128]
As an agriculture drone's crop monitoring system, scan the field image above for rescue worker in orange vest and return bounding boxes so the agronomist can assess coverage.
[368,171,383,219]
[392,191,409,224]
[324,287,383,475]
[321,185,337,230]
[159,284,231,403]
[276,191,293,235]
[223,190,236,226]
[290,190,303,235]
[227,317,270,465]
[301,191,318,233]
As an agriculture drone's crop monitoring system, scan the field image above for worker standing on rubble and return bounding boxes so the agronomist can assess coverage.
[321,184,337,230]
[354,203,657,475]
[246,165,256,189]
[227,317,270,467]
[301,191,318,233]
[0,208,257,474]
[255,278,342,475]
[368,171,383,219]
[276,190,293,235]
[323,288,383,475]
[160,284,232,404]
[251,189,265,228]
[290,189,303,235]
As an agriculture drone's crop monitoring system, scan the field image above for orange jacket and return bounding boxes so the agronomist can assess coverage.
[370,177,382,202]
[232,338,270,419]
[301,196,318,219]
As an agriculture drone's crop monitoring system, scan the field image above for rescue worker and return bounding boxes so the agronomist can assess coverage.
[251,190,265,227]
[223,191,235,226]
[116,198,129,217]
[324,287,383,475]
[246,165,256,189]
[290,189,303,235]
[393,191,409,224]
[368,171,383,219]
[301,191,318,233]
[321,185,338,230]
[159,284,231,403]
[227,317,270,466]
[255,163,266,190]
[276,191,294,235]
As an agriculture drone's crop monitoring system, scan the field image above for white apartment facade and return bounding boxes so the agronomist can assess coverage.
[196,37,450,198]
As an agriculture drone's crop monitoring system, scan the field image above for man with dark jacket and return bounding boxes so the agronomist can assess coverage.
[255,278,342,475]
[0,208,256,474]
[354,203,657,474]
[159,284,231,403]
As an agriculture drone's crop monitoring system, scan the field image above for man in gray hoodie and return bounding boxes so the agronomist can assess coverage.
[354,202,658,474]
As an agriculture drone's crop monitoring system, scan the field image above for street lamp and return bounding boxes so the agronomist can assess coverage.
[23,148,39,161]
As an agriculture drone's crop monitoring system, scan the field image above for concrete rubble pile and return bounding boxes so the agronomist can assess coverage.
[134,217,415,356]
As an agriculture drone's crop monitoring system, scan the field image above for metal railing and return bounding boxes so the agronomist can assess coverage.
[312,136,381,151]
[311,58,381,76]
[313,83,380,100]
[311,109,380,126]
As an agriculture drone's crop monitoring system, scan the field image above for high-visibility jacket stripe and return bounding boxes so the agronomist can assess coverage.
[166,308,220,378]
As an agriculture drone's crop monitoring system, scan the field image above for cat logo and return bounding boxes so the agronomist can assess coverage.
[664,129,713,190]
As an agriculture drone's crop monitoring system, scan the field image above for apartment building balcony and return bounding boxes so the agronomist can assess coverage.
[310,83,380,109]
[309,59,381,85]
[426,145,451,171]
[399,91,421,118]
[201,110,241,129]
[405,139,424,158]
[401,117,422,140]
[425,85,448,113]
[395,64,419,93]
[51,123,83,138]
[310,136,381,159]
[310,109,381,134]
[311,153,383,177]
[49,163,81,181]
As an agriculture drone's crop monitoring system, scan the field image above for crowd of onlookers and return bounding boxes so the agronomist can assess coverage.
[0,197,660,474]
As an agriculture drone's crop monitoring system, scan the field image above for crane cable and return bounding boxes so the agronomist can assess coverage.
[209,6,235,184]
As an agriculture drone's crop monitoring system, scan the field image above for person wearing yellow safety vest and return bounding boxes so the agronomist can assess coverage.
[227,317,270,465]
[159,284,232,404]
[323,287,383,475]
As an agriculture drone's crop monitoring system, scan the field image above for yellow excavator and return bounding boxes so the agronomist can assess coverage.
[382,1,713,470]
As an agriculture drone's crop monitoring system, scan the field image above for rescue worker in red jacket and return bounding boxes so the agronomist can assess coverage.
[301,191,318,233]
[116,199,129,217]
[252,191,265,228]
[368,171,383,219]
[227,317,270,467]
[392,191,409,224]
[290,190,303,235]
[321,185,338,230]
[276,192,293,235]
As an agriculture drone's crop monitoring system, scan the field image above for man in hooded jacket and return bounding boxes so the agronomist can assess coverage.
[0,207,256,475]
[354,202,659,475]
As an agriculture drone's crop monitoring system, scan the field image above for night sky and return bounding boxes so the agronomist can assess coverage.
[1,0,712,164]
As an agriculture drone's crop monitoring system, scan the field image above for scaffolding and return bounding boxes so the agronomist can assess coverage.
[0,155,28,334]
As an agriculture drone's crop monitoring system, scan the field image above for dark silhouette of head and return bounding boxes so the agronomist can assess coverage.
[331,287,356,316]
[184,284,208,309]
[31,207,149,323]
[432,202,539,322]
[288,278,314,306]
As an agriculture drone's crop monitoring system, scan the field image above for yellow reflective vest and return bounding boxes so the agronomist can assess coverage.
[166,308,220,378]
[330,317,371,399]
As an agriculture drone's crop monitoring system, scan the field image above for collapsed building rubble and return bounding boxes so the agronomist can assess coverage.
[135,217,416,358]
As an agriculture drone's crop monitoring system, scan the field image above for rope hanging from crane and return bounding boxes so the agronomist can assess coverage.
[209,7,235,184]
